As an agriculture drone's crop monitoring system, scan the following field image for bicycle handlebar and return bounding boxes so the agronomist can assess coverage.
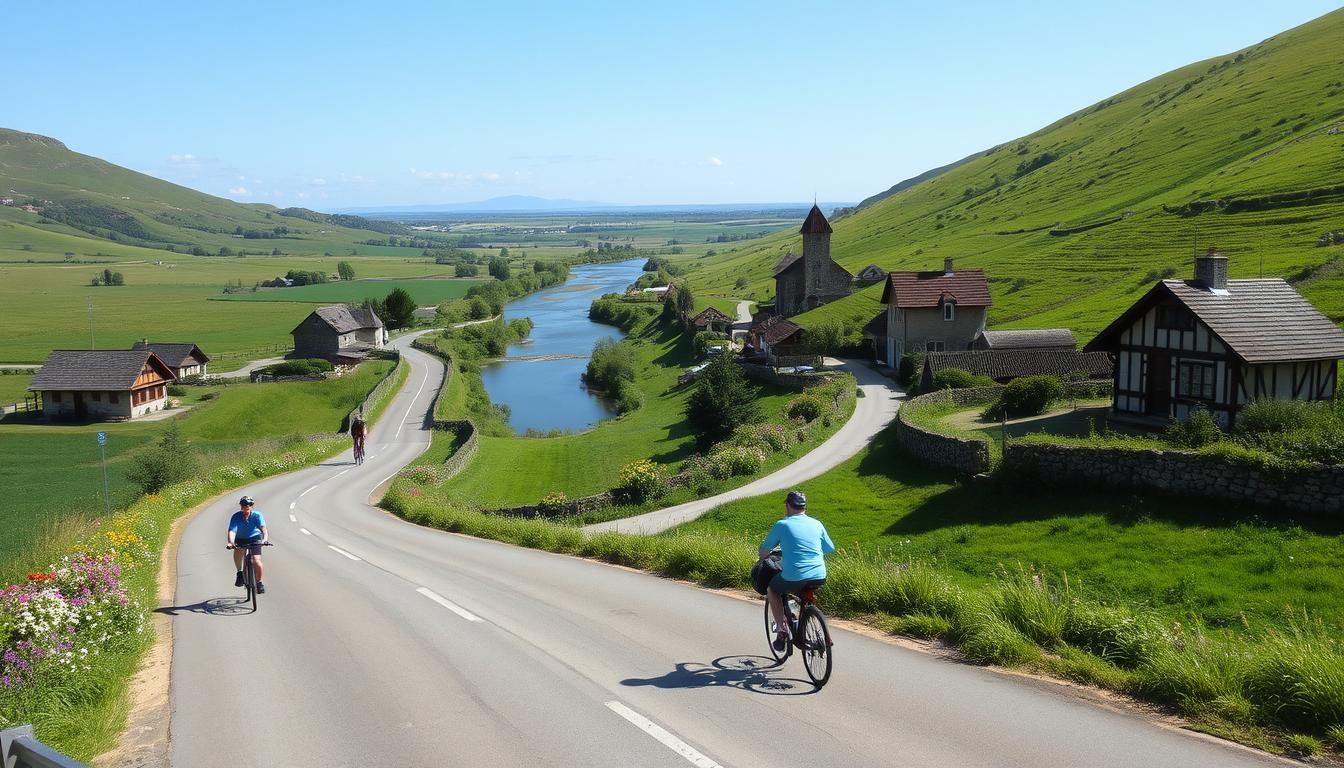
[226,541,274,549]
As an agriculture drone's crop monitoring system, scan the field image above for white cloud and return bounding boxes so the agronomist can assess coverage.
[227,186,250,196]
[708,156,723,167]
[170,153,196,163]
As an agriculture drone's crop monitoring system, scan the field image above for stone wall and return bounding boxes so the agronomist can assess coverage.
[433,419,479,480]
[894,387,998,475]
[342,351,403,433]
[1003,443,1344,513]
[490,491,614,519]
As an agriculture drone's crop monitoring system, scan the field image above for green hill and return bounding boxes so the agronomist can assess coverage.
[0,128,403,255]
[689,9,1344,342]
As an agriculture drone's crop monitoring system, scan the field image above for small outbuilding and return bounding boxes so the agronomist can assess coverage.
[1085,248,1344,427]
[131,340,210,378]
[970,329,1076,351]
[29,349,177,421]
[690,306,734,334]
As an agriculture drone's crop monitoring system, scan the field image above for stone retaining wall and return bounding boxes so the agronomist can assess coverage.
[342,351,403,433]
[433,419,480,480]
[490,491,615,519]
[894,387,998,475]
[1003,443,1344,513]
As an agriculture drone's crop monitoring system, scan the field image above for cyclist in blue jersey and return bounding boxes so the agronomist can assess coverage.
[227,495,270,593]
[759,490,835,652]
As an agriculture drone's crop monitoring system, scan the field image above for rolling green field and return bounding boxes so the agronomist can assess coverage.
[676,425,1344,632]
[211,277,484,305]
[0,373,34,405]
[0,360,392,577]
[686,9,1344,343]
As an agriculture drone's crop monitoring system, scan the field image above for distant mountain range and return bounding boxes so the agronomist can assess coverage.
[334,196,855,217]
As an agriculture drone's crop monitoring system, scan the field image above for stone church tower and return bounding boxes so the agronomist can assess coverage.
[773,205,853,317]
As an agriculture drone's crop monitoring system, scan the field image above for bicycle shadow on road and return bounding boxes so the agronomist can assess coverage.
[153,597,257,617]
[621,655,818,696]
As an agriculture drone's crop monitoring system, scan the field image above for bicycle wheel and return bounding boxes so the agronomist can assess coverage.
[764,596,798,662]
[799,607,833,687]
[246,556,257,612]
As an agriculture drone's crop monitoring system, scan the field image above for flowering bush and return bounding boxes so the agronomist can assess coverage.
[400,465,444,485]
[785,394,825,423]
[0,552,141,689]
[615,459,664,503]
[709,444,767,476]
[538,491,570,515]
[730,423,793,453]
[215,464,247,483]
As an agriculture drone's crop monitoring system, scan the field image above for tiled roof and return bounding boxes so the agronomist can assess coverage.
[763,318,803,346]
[130,341,210,366]
[773,252,803,276]
[974,329,1076,350]
[310,305,384,334]
[1086,279,1344,364]
[30,350,175,391]
[924,350,1112,382]
[691,307,733,326]
[881,269,991,308]
[800,205,832,235]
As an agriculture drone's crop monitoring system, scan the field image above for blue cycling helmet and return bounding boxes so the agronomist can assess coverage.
[785,490,807,508]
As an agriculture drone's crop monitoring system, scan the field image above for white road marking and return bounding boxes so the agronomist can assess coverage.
[394,371,428,439]
[300,485,318,497]
[299,528,312,536]
[415,587,483,623]
[289,501,296,510]
[333,468,351,479]
[603,701,722,768]
[327,545,361,561]
[289,514,297,522]
[374,469,400,490]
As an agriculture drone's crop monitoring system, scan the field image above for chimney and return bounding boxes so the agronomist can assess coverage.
[943,257,954,276]
[1194,245,1228,291]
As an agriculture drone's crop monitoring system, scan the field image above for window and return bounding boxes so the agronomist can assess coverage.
[1178,362,1215,400]
[943,302,956,322]
[1157,305,1195,331]
[925,340,946,352]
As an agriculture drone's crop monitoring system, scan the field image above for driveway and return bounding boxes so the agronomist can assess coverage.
[584,359,903,535]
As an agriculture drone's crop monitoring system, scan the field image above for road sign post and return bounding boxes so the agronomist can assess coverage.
[97,432,110,518]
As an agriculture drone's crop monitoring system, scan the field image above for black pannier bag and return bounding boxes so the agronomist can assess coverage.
[751,555,782,596]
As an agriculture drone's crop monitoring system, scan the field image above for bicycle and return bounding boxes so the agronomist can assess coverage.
[353,439,365,466]
[764,582,833,687]
[227,541,273,612]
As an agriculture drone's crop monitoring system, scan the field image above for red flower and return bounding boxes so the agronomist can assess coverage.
[27,572,55,582]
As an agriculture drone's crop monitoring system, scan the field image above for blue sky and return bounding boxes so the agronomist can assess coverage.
[4,1,1339,208]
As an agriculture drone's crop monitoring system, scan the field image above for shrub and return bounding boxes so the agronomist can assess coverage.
[785,395,824,422]
[709,444,767,476]
[898,352,925,388]
[931,367,995,390]
[730,422,792,453]
[166,385,186,396]
[538,491,569,515]
[1166,407,1222,448]
[988,375,1063,418]
[263,358,334,376]
[685,354,762,445]
[615,459,664,503]
[1236,398,1318,435]
[126,424,196,494]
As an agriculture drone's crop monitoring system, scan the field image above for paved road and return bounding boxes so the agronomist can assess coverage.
[585,360,902,535]
[167,342,1286,768]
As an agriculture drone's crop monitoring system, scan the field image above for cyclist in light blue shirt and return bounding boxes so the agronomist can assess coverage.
[759,490,835,652]
[227,495,269,593]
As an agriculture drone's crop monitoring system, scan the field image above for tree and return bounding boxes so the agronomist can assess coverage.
[127,424,197,494]
[734,276,747,290]
[684,354,762,446]
[337,261,356,280]
[804,319,845,355]
[383,288,416,329]
[467,296,492,320]
[674,282,695,321]
[455,263,479,277]
[109,271,125,286]
[488,256,511,281]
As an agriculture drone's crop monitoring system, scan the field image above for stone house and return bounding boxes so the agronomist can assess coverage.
[291,305,386,364]
[773,205,852,317]
[1085,248,1344,427]
[874,258,991,368]
[29,349,177,421]
[854,264,886,286]
[130,341,210,378]
[690,307,733,335]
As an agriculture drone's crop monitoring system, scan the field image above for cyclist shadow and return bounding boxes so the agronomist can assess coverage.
[621,655,817,696]
[154,597,257,617]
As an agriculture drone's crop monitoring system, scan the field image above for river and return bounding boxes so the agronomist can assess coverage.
[480,258,648,433]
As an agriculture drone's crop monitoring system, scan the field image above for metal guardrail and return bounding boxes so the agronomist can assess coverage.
[0,726,86,768]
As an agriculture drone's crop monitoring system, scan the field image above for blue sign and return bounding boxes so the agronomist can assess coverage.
[96,431,107,446]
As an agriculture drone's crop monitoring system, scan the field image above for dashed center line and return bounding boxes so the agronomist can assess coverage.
[289,514,297,523]
[604,701,723,768]
[299,528,312,536]
[394,372,429,439]
[327,545,361,561]
[415,587,483,623]
[289,501,296,511]
[300,484,318,498]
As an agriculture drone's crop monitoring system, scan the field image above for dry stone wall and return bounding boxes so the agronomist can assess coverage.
[894,387,998,475]
[1004,443,1344,513]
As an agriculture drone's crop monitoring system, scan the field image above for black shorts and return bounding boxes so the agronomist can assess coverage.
[235,537,264,556]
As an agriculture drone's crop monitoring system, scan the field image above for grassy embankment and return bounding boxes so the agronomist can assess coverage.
[0,360,394,583]
[0,356,406,758]
[685,9,1344,342]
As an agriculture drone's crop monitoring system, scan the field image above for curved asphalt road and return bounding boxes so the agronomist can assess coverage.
[167,337,1288,768]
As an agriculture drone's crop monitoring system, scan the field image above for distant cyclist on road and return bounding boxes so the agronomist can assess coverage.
[227,495,269,593]
[759,490,835,652]
[351,411,368,464]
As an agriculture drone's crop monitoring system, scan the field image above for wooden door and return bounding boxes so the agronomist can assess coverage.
[74,392,87,418]
[1146,354,1170,416]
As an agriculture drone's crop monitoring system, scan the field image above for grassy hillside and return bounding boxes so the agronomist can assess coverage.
[688,9,1344,341]
[0,128,403,255]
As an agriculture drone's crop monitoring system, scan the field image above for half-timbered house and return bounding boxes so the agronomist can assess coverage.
[1085,248,1344,427]
[29,349,177,421]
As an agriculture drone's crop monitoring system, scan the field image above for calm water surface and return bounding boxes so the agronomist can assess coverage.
[480,258,647,433]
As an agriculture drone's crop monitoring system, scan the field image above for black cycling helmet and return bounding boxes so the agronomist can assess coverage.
[239,495,255,506]
[785,490,807,508]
